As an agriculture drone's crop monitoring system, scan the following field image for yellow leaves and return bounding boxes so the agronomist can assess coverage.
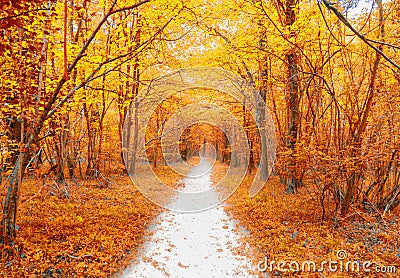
[89,55,103,64]
[98,0,107,9]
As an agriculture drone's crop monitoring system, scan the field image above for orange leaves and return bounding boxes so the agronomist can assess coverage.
[211,162,400,277]
[0,169,184,276]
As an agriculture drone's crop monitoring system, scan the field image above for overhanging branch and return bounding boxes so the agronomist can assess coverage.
[320,0,400,70]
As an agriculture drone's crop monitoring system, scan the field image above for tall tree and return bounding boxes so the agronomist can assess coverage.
[1,0,149,245]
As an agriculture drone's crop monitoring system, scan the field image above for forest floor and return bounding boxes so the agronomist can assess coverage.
[212,163,400,277]
[0,164,186,277]
[1,160,399,277]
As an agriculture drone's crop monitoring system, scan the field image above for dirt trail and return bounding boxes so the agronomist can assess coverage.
[120,159,257,278]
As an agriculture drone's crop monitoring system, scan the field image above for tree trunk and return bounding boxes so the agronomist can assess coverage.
[341,0,384,215]
[284,0,301,193]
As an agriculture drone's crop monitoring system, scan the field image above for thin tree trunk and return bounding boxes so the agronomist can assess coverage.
[284,0,301,193]
[341,0,384,215]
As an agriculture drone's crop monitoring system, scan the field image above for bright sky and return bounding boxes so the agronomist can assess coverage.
[347,0,390,17]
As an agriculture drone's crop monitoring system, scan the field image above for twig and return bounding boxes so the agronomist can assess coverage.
[383,186,400,217]
[62,252,93,259]
[94,169,115,187]
[20,186,44,207]
[366,38,400,50]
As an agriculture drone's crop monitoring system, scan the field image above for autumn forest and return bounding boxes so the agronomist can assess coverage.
[0,0,400,276]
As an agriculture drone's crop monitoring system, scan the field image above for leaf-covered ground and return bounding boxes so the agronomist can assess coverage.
[0,165,185,277]
[212,163,400,277]
[2,160,399,277]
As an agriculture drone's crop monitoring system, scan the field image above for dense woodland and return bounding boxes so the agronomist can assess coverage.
[1,0,400,276]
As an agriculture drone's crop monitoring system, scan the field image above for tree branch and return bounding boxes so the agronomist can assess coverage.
[320,0,400,70]
[46,11,175,119]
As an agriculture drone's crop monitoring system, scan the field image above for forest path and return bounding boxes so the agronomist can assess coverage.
[120,159,257,278]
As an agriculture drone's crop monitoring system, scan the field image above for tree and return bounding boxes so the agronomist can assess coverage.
[1,0,150,245]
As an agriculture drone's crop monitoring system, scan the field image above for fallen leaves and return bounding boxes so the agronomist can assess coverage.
[212,162,400,277]
[177,261,189,268]
[0,165,184,276]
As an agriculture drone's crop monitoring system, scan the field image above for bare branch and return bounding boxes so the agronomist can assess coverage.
[320,0,400,70]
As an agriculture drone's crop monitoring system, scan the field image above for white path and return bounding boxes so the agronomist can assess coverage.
[120,159,258,278]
